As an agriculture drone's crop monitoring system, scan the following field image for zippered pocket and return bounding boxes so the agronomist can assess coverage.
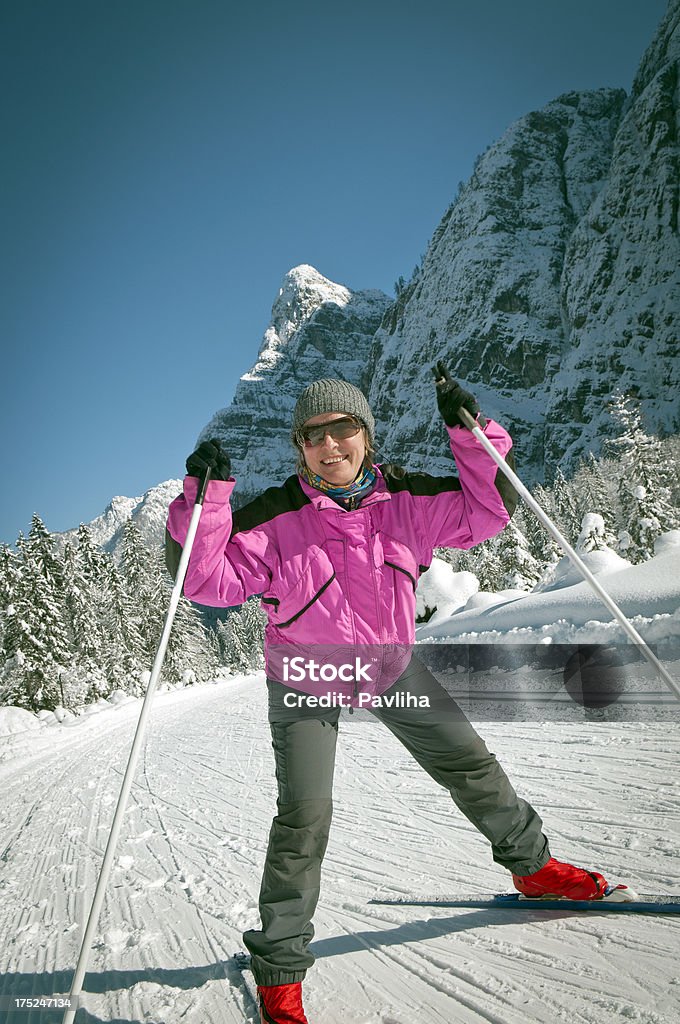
[383,560,416,593]
[277,573,337,627]
[267,546,350,639]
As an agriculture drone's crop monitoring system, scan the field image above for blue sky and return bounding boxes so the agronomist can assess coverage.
[1,0,669,545]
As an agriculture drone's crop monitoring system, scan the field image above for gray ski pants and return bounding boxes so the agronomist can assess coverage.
[243,654,550,986]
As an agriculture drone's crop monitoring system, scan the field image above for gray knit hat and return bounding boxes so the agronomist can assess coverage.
[291,379,375,446]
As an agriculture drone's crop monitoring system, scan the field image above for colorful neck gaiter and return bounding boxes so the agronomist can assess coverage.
[299,464,377,510]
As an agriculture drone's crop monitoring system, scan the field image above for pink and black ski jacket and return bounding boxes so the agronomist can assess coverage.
[166,420,516,695]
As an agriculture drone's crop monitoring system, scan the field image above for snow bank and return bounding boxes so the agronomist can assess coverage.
[107,689,137,706]
[464,588,528,610]
[0,707,41,736]
[655,529,680,554]
[417,533,680,646]
[535,547,631,593]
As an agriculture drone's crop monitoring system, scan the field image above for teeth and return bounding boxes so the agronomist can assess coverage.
[322,456,346,465]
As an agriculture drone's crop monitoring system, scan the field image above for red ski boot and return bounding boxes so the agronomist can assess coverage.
[257,981,309,1024]
[513,856,608,900]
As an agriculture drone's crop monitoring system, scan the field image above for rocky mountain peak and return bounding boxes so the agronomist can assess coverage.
[269,264,353,345]
[365,2,679,480]
[546,0,680,468]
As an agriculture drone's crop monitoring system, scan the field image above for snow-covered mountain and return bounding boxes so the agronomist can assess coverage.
[367,87,627,476]
[58,479,183,554]
[70,1,679,543]
[546,0,680,469]
[57,266,390,551]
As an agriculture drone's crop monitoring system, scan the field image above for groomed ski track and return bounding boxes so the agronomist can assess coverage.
[0,675,678,1024]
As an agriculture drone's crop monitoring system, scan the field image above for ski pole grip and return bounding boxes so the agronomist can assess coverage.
[457,406,480,430]
[196,465,212,505]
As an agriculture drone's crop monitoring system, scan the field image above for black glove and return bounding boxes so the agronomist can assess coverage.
[185,438,231,481]
[431,362,485,429]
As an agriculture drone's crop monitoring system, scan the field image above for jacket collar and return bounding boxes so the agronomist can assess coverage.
[297,464,392,511]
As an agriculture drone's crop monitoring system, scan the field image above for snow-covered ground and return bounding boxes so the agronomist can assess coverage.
[1,678,679,1024]
[1,535,680,1023]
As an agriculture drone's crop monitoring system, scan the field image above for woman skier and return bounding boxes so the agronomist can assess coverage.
[166,371,610,1024]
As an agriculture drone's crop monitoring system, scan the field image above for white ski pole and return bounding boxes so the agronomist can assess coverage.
[432,372,680,702]
[62,469,212,1024]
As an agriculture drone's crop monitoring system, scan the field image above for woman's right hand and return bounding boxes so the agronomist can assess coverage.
[185,438,232,480]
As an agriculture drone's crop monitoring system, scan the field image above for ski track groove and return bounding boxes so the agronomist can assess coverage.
[331,902,528,1022]
[365,940,515,1024]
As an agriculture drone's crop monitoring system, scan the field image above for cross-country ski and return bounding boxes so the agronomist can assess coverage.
[370,892,680,914]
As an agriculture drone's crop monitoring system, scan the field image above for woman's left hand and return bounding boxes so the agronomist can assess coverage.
[432,362,484,428]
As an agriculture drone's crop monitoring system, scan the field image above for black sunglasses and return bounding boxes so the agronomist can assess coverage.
[297,416,362,449]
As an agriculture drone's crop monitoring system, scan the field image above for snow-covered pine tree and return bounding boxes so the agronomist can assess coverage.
[215,613,246,673]
[571,453,620,535]
[438,507,548,593]
[240,598,266,670]
[659,435,680,507]
[469,535,504,593]
[207,625,222,676]
[216,598,266,673]
[549,467,582,543]
[61,526,109,702]
[521,486,561,572]
[0,544,24,705]
[3,519,73,711]
[100,550,145,694]
[26,514,68,595]
[157,547,219,684]
[120,520,217,688]
[0,544,14,656]
[625,485,673,561]
[495,514,542,591]
[575,513,614,553]
[120,520,161,694]
[607,392,679,561]
[433,546,474,573]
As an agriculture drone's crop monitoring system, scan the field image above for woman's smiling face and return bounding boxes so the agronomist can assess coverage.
[300,412,367,485]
